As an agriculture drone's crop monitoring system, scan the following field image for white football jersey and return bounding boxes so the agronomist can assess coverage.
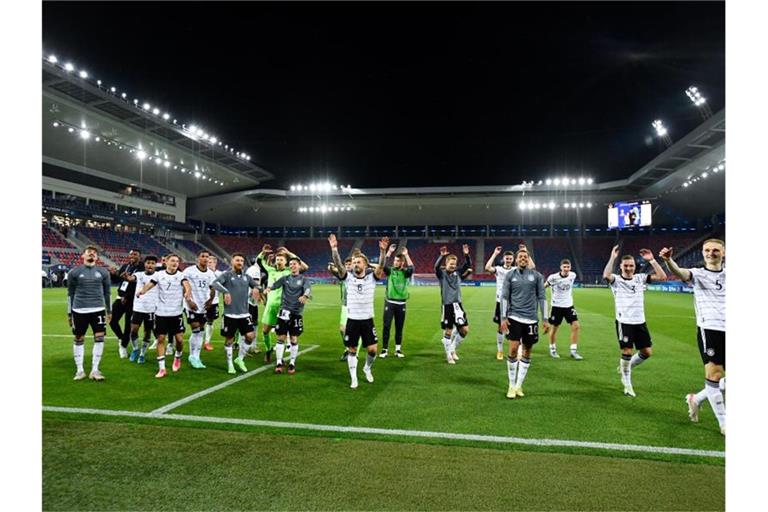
[245,264,262,306]
[210,269,222,304]
[345,269,377,320]
[689,267,725,332]
[494,265,513,302]
[151,270,188,317]
[183,265,216,314]
[609,273,649,324]
[547,271,577,308]
[133,271,158,314]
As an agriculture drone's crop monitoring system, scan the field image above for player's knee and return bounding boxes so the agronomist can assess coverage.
[641,347,652,358]
[706,364,723,381]
[460,326,469,336]
[571,322,580,332]
[192,327,201,334]
[94,335,105,344]
[73,337,84,345]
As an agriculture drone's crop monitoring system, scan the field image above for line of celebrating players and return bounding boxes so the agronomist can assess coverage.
[65,237,725,434]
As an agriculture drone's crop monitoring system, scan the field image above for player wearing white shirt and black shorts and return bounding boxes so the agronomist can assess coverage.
[661,239,726,435]
[603,245,666,397]
[129,256,159,364]
[203,255,222,351]
[329,234,386,389]
[545,259,583,360]
[137,254,197,378]
[485,246,515,361]
[182,250,217,369]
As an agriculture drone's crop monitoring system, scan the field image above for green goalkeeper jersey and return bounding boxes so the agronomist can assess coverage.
[258,253,291,304]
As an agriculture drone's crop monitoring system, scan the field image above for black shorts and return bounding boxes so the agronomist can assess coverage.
[206,304,220,321]
[441,303,469,329]
[697,327,725,367]
[71,310,107,337]
[186,311,208,326]
[344,318,378,348]
[248,304,259,324]
[549,306,579,326]
[221,315,255,339]
[155,315,185,337]
[276,310,304,337]
[131,311,155,327]
[493,302,502,324]
[616,321,652,350]
[505,319,539,346]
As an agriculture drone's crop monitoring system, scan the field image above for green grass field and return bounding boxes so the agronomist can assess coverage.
[42,285,725,511]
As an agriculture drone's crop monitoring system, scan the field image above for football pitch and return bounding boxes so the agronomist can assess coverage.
[42,285,725,511]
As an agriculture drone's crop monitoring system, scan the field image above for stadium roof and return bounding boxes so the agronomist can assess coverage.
[188,111,725,228]
[42,56,274,198]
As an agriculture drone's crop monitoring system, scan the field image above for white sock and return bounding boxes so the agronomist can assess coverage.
[347,352,358,381]
[496,332,504,352]
[570,343,578,353]
[506,356,518,386]
[225,345,233,364]
[157,356,165,370]
[239,339,250,359]
[453,334,465,351]
[549,343,557,353]
[130,335,139,350]
[442,335,452,355]
[630,352,648,369]
[276,342,286,364]
[189,332,202,359]
[620,356,632,386]
[694,388,708,406]
[204,324,212,343]
[140,340,149,357]
[516,357,531,387]
[92,341,104,372]
[174,350,182,359]
[73,342,84,372]
[705,379,726,428]
[395,344,402,352]
[365,352,376,371]
[290,342,299,364]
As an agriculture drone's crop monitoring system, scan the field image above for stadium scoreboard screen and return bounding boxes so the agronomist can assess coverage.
[607,200,652,229]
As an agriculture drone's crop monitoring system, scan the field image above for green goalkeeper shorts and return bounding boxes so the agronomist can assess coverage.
[262,299,280,327]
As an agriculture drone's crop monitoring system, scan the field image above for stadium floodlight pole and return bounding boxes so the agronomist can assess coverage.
[652,119,673,148]
[685,85,713,119]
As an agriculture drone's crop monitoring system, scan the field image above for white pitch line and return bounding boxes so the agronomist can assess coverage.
[150,344,319,414]
[41,405,724,459]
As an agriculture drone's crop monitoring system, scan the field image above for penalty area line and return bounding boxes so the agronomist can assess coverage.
[41,405,724,458]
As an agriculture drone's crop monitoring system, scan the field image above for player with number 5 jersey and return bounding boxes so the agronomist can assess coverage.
[660,239,726,435]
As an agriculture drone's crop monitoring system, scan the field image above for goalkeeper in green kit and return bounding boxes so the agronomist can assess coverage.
[380,241,414,358]
[257,244,308,362]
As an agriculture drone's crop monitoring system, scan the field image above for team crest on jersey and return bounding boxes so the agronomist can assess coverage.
[527,275,534,281]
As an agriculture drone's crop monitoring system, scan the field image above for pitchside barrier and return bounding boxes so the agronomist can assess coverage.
[306,275,693,293]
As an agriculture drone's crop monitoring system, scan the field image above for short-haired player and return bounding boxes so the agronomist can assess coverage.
[545,259,583,360]
[435,244,473,364]
[129,255,158,364]
[603,246,667,397]
[660,240,726,435]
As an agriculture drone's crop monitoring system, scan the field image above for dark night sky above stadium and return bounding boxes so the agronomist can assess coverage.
[43,1,725,189]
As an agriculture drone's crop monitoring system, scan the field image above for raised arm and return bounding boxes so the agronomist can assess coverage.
[375,237,389,280]
[603,245,620,283]
[257,245,275,272]
[485,246,502,273]
[401,247,414,269]
[284,248,310,273]
[329,234,347,279]
[640,249,667,282]
[434,246,448,278]
[659,247,692,282]
[460,244,473,279]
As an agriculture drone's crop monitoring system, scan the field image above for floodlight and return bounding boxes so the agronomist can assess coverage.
[578,203,584,208]
[152,108,160,115]
[67,127,74,133]
[548,201,555,209]
[194,171,201,178]
[702,172,708,178]
[164,160,171,168]
[79,130,90,140]
[64,62,74,72]
[587,202,592,208]
[52,122,59,127]
[97,80,102,86]
[48,55,58,64]
[79,70,88,79]
[143,102,151,111]
[136,150,147,160]
[121,93,126,98]
[587,178,594,185]
[652,120,668,137]
[162,113,170,120]
[545,179,552,185]
[578,177,585,185]
[553,178,561,186]
[718,164,724,171]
